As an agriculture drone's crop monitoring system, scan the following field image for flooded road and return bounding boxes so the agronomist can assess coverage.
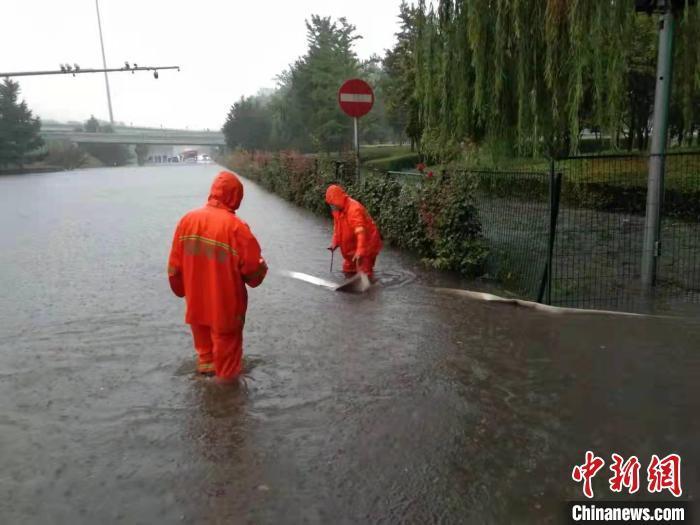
[1,164,699,524]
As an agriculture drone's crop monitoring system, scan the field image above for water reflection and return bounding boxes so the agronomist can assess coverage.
[178,375,262,522]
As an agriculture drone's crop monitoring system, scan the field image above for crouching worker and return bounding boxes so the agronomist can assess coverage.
[168,170,267,384]
[325,184,382,280]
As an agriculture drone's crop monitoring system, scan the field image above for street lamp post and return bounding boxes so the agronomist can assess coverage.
[641,2,676,288]
[95,0,114,124]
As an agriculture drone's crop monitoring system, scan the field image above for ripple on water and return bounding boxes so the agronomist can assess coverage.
[373,269,416,289]
[174,355,267,377]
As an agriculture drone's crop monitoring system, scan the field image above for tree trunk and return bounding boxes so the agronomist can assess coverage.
[627,110,636,151]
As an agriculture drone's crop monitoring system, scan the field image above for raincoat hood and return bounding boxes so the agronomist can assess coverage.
[325,184,348,209]
[208,171,243,211]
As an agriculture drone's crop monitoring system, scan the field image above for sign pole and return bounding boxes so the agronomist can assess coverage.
[354,117,360,182]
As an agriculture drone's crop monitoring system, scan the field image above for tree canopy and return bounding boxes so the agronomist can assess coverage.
[223,94,273,151]
[0,79,43,168]
[390,0,700,159]
[223,15,394,153]
[222,3,700,161]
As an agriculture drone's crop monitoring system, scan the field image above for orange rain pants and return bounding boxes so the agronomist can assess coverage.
[168,170,267,380]
[325,184,382,278]
[190,324,243,379]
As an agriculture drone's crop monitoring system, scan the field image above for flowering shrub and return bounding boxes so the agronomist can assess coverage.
[225,150,487,276]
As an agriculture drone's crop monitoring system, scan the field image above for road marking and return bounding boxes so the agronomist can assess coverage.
[339,93,373,103]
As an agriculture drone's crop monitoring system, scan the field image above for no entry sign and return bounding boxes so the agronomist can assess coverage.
[338,78,374,118]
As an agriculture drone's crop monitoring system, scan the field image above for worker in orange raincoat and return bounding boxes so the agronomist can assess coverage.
[168,170,267,383]
[325,184,382,279]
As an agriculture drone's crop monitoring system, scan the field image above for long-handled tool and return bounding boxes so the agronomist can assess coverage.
[334,254,371,293]
[335,271,371,293]
[280,249,371,294]
[279,269,370,293]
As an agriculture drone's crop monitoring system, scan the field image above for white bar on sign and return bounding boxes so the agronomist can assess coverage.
[340,93,372,103]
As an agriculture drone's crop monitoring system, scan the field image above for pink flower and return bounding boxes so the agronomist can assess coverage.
[416,162,426,173]
[427,171,434,178]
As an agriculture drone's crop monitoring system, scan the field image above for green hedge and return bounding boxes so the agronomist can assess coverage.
[364,152,421,172]
[359,145,412,161]
[225,150,488,276]
[471,164,700,220]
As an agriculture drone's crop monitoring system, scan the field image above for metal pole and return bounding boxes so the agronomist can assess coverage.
[537,162,562,305]
[537,165,554,304]
[642,6,675,288]
[546,162,555,305]
[95,0,114,124]
[1,66,180,78]
[354,117,360,182]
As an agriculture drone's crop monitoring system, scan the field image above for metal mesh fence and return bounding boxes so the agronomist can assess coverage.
[657,152,700,303]
[552,152,700,310]
[470,170,550,299]
[368,151,700,312]
[552,155,648,309]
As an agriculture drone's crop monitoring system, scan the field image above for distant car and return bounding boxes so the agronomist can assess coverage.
[168,156,180,163]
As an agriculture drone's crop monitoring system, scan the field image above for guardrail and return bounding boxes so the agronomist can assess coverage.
[40,130,225,146]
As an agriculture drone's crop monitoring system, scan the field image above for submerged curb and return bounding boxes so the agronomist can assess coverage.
[435,288,677,319]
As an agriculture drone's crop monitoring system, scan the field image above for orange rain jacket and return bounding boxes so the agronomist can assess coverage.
[168,171,267,333]
[326,185,382,260]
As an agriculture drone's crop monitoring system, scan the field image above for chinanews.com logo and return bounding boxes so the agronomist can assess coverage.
[567,451,690,523]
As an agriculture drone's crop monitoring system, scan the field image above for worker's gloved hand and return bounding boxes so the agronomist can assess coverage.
[352,253,362,264]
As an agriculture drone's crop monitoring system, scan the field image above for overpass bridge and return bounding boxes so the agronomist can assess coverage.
[40,125,225,147]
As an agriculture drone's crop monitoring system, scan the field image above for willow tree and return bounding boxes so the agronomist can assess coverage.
[382,2,423,148]
[404,0,700,159]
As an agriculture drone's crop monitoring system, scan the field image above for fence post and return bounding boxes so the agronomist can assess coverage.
[333,160,341,182]
[538,161,563,304]
[548,173,562,304]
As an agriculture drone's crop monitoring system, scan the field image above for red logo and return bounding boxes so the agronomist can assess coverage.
[647,454,682,497]
[609,454,641,494]
[572,451,606,498]
[572,452,683,499]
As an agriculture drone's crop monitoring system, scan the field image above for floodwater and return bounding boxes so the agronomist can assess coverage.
[1,164,698,524]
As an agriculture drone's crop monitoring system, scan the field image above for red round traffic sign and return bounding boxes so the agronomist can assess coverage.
[338,78,374,118]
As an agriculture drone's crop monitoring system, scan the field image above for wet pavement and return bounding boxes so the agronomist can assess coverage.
[1,164,699,524]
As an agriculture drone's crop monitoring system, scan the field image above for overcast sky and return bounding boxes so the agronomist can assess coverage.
[2,0,403,130]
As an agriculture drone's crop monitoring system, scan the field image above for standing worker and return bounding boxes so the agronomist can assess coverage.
[168,170,268,384]
[325,184,382,279]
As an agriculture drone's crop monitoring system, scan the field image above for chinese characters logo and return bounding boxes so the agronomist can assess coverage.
[572,451,682,498]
